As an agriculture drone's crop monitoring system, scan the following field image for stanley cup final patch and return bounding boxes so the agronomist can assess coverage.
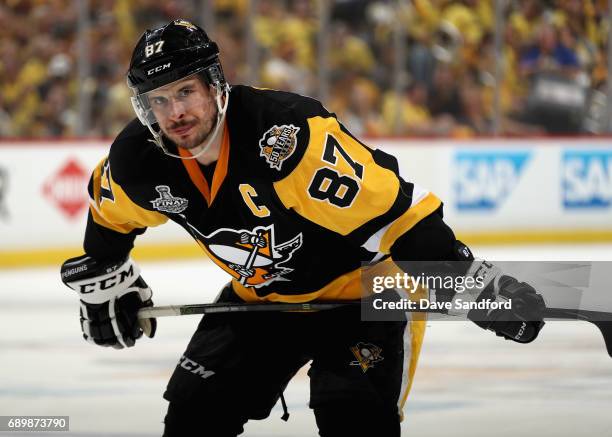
[150,185,188,213]
[258,124,300,170]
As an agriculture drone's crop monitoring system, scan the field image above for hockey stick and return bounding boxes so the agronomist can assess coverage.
[540,308,612,358]
[137,301,362,318]
[138,303,612,358]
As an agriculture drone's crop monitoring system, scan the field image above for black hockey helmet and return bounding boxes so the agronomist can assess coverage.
[126,20,230,160]
[127,19,226,95]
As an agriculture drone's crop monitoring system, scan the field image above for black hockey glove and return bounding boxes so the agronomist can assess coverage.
[463,261,546,343]
[61,255,156,349]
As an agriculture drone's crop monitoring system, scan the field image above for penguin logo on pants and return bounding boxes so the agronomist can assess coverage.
[350,342,384,373]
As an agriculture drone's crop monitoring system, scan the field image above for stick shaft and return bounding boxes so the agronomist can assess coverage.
[139,302,609,320]
[138,301,361,318]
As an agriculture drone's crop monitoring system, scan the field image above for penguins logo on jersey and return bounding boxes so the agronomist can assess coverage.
[258,124,300,170]
[350,342,384,373]
[150,185,188,214]
[202,224,302,287]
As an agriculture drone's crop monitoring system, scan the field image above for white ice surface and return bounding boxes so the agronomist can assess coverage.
[1,244,611,436]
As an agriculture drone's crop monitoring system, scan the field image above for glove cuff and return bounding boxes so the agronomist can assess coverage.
[464,260,503,295]
[65,257,141,304]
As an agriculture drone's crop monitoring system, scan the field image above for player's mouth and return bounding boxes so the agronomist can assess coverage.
[171,124,194,136]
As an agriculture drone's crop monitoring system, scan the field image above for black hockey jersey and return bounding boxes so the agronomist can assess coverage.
[85,86,441,302]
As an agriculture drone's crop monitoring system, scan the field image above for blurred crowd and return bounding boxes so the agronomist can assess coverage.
[0,0,609,138]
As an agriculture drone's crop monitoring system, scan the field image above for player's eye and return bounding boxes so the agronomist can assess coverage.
[150,96,167,107]
[177,88,194,98]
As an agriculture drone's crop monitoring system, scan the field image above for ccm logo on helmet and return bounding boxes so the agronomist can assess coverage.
[79,265,136,294]
[147,62,171,76]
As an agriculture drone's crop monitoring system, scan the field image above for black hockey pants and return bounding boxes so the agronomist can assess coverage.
[162,289,406,436]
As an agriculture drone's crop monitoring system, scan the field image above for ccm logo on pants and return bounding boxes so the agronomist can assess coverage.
[178,355,216,379]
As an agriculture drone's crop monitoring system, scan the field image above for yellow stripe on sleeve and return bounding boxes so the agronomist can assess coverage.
[379,193,442,254]
[89,158,168,234]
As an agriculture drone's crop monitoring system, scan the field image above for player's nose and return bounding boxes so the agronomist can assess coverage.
[167,98,186,119]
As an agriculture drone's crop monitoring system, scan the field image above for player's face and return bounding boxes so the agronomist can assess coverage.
[147,76,218,150]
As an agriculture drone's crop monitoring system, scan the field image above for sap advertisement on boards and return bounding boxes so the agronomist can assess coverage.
[562,149,612,209]
[377,139,612,236]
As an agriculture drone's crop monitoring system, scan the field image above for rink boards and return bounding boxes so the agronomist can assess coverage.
[1,138,611,266]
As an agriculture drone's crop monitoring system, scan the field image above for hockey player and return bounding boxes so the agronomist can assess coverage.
[60,20,545,436]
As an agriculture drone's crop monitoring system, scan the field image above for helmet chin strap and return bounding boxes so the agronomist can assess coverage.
[147,83,230,160]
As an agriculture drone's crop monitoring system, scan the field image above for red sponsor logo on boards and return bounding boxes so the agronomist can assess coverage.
[43,158,89,219]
